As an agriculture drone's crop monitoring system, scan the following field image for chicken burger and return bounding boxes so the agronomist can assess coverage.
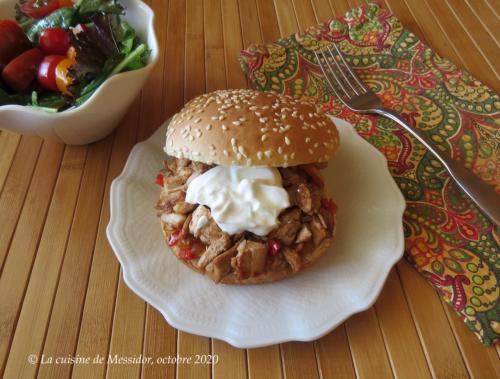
[156,89,339,284]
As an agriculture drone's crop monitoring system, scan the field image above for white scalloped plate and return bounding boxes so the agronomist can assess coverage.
[107,117,405,348]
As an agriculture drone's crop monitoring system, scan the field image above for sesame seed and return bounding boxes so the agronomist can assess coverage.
[305,137,311,143]
[285,136,291,145]
[272,128,278,132]
[187,114,193,120]
[265,150,272,157]
[188,135,194,142]
[194,118,201,123]
[255,112,261,117]
[238,146,247,156]
[231,138,237,146]
[260,127,268,132]
[232,121,241,126]
[259,117,268,123]
[209,144,216,150]
[314,143,319,148]
[223,150,229,157]
[308,148,314,154]
[261,134,268,142]
[277,147,283,154]
[221,124,228,131]
[211,116,218,120]
[218,115,225,120]
[236,153,242,160]
[206,124,212,131]
[257,151,263,160]
[291,152,296,159]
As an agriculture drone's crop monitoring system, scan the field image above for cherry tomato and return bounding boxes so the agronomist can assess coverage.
[54,57,74,96]
[37,55,65,91]
[2,48,44,91]
[59,0,73,6]
[39,28,71,55]
[0,20,32,69]
[20,0,62,19]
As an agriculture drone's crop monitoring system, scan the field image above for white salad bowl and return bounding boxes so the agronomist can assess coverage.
[0,0,158,145]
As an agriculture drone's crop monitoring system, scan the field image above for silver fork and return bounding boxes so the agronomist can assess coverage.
[314,45,499,225]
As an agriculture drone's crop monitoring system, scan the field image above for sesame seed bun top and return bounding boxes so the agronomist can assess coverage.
[164,89,339,167]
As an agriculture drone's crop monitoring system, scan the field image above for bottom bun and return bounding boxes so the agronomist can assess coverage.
[160,216,336,285]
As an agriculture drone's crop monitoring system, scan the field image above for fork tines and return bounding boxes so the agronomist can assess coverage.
[314,44,368,101]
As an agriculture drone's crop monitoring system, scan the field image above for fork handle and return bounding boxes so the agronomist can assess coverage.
[374,108,500,225]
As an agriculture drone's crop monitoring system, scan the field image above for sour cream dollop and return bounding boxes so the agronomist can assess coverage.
[185,166,290,236]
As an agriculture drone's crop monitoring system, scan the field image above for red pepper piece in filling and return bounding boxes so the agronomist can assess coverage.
[179,248,196,261]
[321,198,337,215]
[268,239,281,256]
[155,173,164,186]
[168,230,181,247]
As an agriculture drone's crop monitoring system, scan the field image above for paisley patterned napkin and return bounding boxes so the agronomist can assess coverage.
[239,2,499,345]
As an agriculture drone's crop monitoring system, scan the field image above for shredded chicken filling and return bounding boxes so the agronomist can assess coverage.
[156,158,336,282]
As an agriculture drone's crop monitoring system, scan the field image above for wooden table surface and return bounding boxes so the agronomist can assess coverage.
[0,0,499,378]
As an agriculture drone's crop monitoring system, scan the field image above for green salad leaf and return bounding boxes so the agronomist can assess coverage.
[26,7,76,42]
[30,91,69,112]
[69,14,149,104]
[77,0,124,17]
[74,54,123,106]
[14,0,35,30]
[0,88,31,106]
